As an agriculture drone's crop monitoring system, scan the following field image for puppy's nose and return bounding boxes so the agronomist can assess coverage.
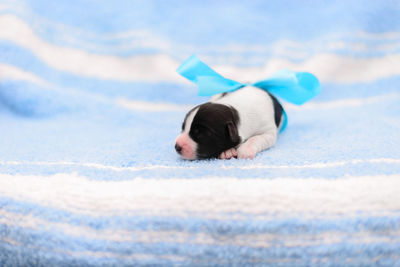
[175,143,182,154]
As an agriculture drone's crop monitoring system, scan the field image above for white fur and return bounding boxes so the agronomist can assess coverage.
[212,86,279,159]
[182,107,199,134]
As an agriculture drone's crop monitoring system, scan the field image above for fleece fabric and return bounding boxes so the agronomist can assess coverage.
[0,0,400,266]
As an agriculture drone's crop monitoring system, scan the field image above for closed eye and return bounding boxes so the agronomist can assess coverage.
[191,125,213,139]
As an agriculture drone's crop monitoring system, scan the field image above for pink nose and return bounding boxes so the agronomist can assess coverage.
[175,133,196,160]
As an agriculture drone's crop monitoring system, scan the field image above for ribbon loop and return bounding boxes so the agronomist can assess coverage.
[177,55,245,96]
[253,70,320,105]
[176,54,222,82]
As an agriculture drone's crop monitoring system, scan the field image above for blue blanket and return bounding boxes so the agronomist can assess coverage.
[1,0,400,266]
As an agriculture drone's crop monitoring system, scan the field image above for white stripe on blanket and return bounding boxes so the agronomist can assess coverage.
[1,158,398,172]
[1,14,400,84]
[0,173,399,218]
[0,63,50,86]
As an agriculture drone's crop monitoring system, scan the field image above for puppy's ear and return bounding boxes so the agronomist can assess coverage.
[226,121,240,144]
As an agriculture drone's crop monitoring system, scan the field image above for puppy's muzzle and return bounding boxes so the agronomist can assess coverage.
[175,133,197,160]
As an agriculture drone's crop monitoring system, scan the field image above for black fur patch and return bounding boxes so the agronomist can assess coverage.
[189,103,241,159]
[214,92,229,100]
[267,92,283,127]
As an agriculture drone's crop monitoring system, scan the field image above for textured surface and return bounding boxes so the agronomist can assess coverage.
[1,0,400,266]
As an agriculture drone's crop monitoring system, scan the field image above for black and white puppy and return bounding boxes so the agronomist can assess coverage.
[175,86,284,160]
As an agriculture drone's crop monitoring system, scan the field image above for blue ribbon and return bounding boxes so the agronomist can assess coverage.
[177,55,321,132]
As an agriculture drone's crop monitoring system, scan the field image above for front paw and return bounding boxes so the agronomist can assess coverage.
[237,143,256,159]
[218,148,238,159]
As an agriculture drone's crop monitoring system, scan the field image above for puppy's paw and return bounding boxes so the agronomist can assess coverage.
[237,143,256,159]
[218,148,238,159]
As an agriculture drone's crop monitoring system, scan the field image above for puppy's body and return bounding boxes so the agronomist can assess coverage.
[175,86,284,160]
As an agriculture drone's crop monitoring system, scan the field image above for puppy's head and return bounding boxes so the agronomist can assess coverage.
[175,103,241,160]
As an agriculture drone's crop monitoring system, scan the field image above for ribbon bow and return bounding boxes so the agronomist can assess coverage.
[177,55,321,132]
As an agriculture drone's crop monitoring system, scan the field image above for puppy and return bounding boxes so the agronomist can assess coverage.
[175,86,284,160]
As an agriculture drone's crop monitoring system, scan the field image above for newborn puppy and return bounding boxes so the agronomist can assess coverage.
[175,86,284,160]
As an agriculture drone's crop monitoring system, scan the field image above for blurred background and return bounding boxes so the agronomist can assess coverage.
[1,0,399,114]
[1,0,400,266]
